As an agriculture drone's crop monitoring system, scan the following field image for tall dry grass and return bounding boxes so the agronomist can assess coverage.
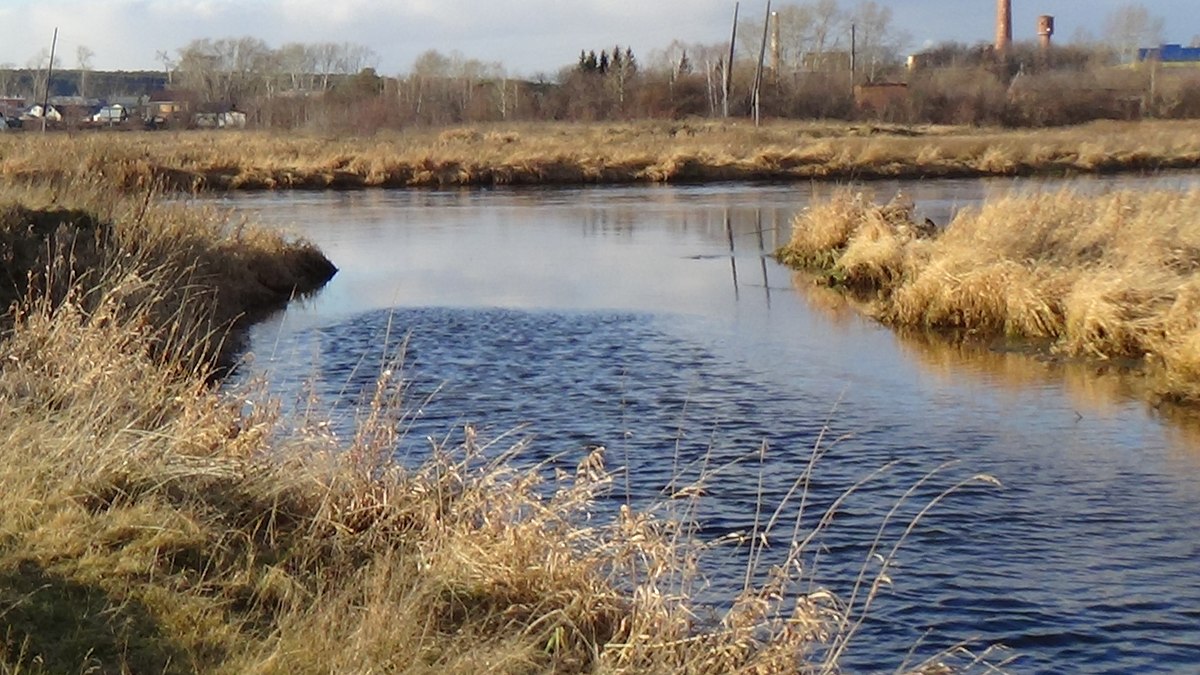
[0,181,1008,673]
[2,119,1199,190]
[0,179,334,369]
[779,186,1200,405]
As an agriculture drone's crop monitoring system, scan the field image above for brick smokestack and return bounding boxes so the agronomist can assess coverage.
[996,0,1013,54]
[1038,15,1055,51]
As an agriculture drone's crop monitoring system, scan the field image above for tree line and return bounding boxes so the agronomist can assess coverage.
[1,0,1193,130]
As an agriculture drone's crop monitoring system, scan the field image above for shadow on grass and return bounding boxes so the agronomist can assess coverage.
[0,559,189,673]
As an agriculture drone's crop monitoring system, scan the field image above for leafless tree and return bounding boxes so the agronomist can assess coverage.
[76,45,95,98]
[850,1,908,82]
[176,37,276,103]
[1103,2,1165,63]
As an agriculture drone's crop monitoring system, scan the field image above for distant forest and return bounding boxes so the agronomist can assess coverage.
[2,0,1195,129]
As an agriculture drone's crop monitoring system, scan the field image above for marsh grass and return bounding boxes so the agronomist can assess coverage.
[2,119,1200,190]
[0,180,1005,672]
[779,186,1200,405]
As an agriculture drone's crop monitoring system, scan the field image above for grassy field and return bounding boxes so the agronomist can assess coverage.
[2,119,1200,190]
[778,186,1200,406]
[0,181,922,673]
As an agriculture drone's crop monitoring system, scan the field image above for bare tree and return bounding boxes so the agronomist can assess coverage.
[1103,2,1165,63]
[76,45,94,98]
[156,50,176,85]
[26,49,60,102]
[176,37,273,104]
[850,1,907,82]
[741,0,847,72]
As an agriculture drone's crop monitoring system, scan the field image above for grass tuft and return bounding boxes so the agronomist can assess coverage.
[779,186,1200,404]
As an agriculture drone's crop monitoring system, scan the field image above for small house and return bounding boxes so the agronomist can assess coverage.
[92,104,128,123]
[0,97,25,118]
[854,83,909,115]
[23,104,63,122]
[144,90,192,125]
[192,102,247,129]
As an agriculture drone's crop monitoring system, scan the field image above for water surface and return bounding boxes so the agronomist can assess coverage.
[221,175,1200,673]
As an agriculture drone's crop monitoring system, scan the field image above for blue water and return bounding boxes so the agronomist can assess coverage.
[222,177,1200,673]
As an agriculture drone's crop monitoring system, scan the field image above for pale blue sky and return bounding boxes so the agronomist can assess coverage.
[0,1,1195,76]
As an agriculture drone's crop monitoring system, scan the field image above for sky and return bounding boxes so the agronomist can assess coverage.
[0,0,1196,77]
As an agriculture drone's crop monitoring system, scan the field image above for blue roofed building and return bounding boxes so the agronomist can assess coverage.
[1138,44,1200,64]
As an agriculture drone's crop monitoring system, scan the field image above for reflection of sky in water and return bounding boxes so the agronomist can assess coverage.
[218,176,1200,673]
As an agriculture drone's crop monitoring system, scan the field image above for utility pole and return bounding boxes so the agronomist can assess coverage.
[41,27,58,134]
[752,0,771,126]
[850,23,857,90]
[723,2,739,118]
[770,10,781,83]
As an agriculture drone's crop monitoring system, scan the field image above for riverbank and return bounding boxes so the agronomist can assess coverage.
[2,119,1200,190]
[0,183,843,672]
[778,187,1200,405]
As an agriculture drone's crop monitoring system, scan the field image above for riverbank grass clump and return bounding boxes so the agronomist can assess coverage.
[0,185,846,673]
[779,187,1200,404]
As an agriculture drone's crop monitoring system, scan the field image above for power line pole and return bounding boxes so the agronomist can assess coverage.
[752,0,771,126]
[41,27,58,134]
[723,2,739,118]
[850,23,857,91]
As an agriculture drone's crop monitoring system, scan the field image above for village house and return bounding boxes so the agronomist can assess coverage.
[92,104,128,124]
[0,96,24,120]
[22,104,63,123]
[145,90,192,125]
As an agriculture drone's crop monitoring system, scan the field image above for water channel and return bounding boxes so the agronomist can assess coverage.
[219,175,1200,673]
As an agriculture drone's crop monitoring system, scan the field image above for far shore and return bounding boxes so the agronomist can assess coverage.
[2,119,1199,191]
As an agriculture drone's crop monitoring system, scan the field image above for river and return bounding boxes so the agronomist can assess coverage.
[217,175,1200,673]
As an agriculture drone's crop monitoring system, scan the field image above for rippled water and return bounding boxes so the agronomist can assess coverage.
[220,175,1200,673]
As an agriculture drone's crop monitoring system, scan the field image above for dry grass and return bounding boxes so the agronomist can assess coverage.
[0,180,945,674]
[0,177,1011,673]
[2,119,1200,190]
[0,179,335,369]
[779,186,1200,405]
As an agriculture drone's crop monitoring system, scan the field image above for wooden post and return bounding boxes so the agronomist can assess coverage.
[850,23,857,89]
[770,11,781,83]
[752,0,772,126]
[726,209,740,299]
[41,28,58,133]
[723,2,739,118]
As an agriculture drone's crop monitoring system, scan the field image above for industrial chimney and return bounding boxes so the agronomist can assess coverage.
[996,0,1013,54]
[1038,15,1055,51]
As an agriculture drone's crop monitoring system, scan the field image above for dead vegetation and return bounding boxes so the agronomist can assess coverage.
[779,186,1200,405]
[0,180,992,673]
[2,119,1200,190]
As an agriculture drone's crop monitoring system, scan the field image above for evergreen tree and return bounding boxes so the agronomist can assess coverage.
[585,50,598,72]
[611,45,623,72]
[578,50,589,72]
[599,50,610,74]
[624,47,637,75]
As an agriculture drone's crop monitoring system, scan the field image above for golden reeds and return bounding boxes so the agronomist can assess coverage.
[0,181,849,673]
[0,178,1009,672]
[779,186,1200,404]
[1,119,1199,190]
